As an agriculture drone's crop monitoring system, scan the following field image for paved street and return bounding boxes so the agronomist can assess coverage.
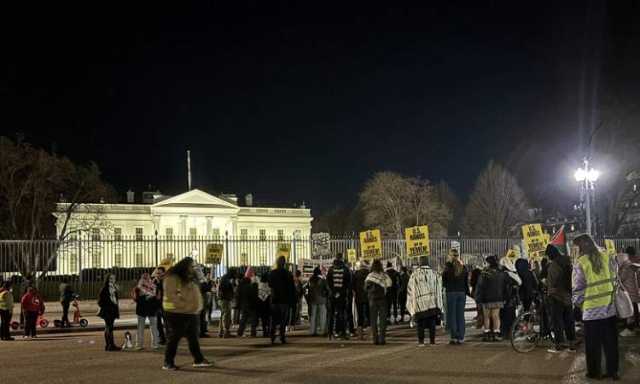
[2,325,639,384]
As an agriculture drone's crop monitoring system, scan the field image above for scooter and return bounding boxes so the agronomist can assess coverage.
[10,314,49,330]
[54,295,89,328]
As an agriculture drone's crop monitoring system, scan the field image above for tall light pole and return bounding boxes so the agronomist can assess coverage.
[574,158,601,235]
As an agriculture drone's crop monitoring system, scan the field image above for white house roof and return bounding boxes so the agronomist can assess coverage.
[151,189,239,209]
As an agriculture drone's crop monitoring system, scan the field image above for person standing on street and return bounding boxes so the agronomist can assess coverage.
[619,246,640,336]
[134,272,161,350]
[573,234,620,381]
[307,266,330,336]
[366,259,391,345]
[545,244,576,353]
[327,253,352,340]
[0,281,15,341]
[398,266,410,323]
[98,274,120,351]
[59,281,74,328]
[237,267,259,337]
[290,270,304,331]
[407,256,443,347]
[353,261,370,339]
[442,249,469,344]
[257,273,272,338]
[269,256,295,344]
[152,266,167,345]
[475,255,507,342]
[385,262,400,325]
[217,268,235,338]
[162,257,212,371]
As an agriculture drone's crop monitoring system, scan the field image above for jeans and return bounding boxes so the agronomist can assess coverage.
[355,299,369,329]
[416,315,437,344]
[238,308,257,337]
[218,300,232,335]
[0,310,11,339]
[200,306,209,336]
[548,297,575,346]
[24,311,38,337]
[309,303,327,335]
[584,316,619,377]
[369,300,388,344]
[398,292,408,321]
[164,312,206,366]
[270,304,290,342]
[257,300,271,337]
[446,292,466,341]
[500,305,516,338]
[136,315,160,348]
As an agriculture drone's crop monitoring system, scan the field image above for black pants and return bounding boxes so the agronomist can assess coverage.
[346,296,355,333]
[270,304,289,342]
[164,312,205,366]
[331,297,347,336]
[103,316,116,349]
[157,311,166,343]
[355,299,370,328]
[398,292,408,321]
[238,308,257,337]
[626,303,640,330]
[548,297,575,346]
[24,311,38,337]
[61,302,70,327]
[584,316,619,377]
[416,315,437,344]
[257,300,271,337]
[369,300,388,343]
[0,309,11,339]
[500,305,516,338]
[387,290,398,321]
[199,308,208,336]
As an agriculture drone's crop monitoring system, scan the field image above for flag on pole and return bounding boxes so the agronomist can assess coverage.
[549,225,567,255]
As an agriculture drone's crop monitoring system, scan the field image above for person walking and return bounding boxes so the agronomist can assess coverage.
[59,281,74,328]
[307,266,330,336]
[162,257,212,371]
[442,249,469,344]
[237,268,259,337]
[573,234,620,380]
[98,274,121,351]
[619,246,640,336]
[269,256,295,344]
[257,273,272,338]
[353,261,370,339]
[475,255,507,342]
[398,266,410,323]
[385,262,400,324]
[366,260,391,345]
[327,253,352,340]
[545,244,576,353]
[217,268,235,338]
[407,256,444,347]
[134,272,161,350]
[0,281,14,341]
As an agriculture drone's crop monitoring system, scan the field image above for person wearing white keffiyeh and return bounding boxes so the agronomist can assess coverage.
[407,256,443,346]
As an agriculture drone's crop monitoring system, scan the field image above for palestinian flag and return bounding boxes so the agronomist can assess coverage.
[549,225,567,255]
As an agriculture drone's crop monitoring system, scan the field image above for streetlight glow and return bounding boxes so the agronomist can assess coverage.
[574,168,587,182]
[587,169,601,182]
[574,167,600,182]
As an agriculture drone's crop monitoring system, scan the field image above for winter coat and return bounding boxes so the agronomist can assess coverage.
[269,267,296,305]
[162,274,203,315]
[365,272,392,304]
[353,267,369,303]
[515,259,538,305]
[21,291,44,314]
[217,273,235,301]
[98,285,120,320]
[327,260,352,299]
[546,254,573,306]
[307,276,331,306]
[59,283,74,304]
[619,261,640,303]
[406,266,443,319]
[475,267,507,305]
[442,262,469,294]
[236,278,258,311]
[398,272,410,296]
[386,268,399,293]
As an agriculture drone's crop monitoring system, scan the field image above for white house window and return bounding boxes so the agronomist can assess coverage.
[114,253,123,267]
[259,229,266,241]
[277,229,284,241]
[91,228,101,241]
[114,228,122,242]
[240,229,248,240]
[189,227,197,239]
[135,227,144,241]
[165,227,174,240]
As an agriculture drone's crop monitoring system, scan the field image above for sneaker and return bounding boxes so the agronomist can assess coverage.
[193,360,213,368]
[162,364,178,371]
[547,346,564,354]
[417,342,426,347]
[133,346,144,351]
[457,339,465,345]
[619,329,635,337]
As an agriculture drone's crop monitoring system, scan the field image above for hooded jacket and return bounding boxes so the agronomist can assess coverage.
[307,275,331,306]
[327,259,352,299]
[546,245,573,306]
[236,277,258,311]
[21,290,44,313]
[162,274,203,315]
[269,267,296,305]
[406,266,443,318]
[353,266,370,303]
[475,266,507,305]
[619,255,640,303]
[515,259,537,304]
[365,271,392,303]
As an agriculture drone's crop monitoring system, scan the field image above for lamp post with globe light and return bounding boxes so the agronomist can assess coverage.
[574,158,601,235]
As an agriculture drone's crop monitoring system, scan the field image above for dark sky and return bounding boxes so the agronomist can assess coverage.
[2,1,637,213]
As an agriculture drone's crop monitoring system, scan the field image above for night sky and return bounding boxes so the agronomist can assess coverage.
[2,1,637,213]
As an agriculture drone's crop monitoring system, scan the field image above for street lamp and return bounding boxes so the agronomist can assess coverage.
[574,158,600,235]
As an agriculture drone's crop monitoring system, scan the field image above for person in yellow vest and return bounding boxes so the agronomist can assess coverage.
[162,257,212,371]
[572,234,619,381]
[0,281,14,341]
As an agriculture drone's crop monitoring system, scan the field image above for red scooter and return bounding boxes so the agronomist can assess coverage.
[54,295,89,328]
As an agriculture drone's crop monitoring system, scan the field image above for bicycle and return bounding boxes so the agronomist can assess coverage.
[511,299,553,353]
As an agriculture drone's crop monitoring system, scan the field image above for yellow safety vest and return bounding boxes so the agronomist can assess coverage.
[578,252,614,311]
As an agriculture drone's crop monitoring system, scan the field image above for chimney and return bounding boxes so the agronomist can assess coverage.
[245,193,253,207]
[126,189,135,203]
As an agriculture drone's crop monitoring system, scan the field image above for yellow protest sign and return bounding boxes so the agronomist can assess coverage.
[604,239,616,256]
[405,225,430,258]
[360,229,382,260]
[522,224,547,256]
[276,243,291,262]
[206,244,223,265]
[347,248,357,263]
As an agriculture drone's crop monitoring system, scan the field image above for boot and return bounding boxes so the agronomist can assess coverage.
[483,330,491,342]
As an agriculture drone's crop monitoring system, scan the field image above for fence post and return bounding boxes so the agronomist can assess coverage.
[225,231,230,267]
[78,235,83,286]
[154,230,159,267]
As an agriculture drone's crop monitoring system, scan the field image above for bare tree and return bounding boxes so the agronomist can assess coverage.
[359,172,452,238]
[462,161,530,237]
[0,136,116,279]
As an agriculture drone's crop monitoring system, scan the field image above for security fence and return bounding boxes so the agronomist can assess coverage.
[1,235,639,301]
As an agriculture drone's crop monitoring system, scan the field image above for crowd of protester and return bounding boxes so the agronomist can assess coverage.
[0,233,638,379]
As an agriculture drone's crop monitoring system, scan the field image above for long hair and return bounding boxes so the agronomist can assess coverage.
[450,249,463,276]
[573,234,604,274]
[371,259,384,273]
[169,257,194,283]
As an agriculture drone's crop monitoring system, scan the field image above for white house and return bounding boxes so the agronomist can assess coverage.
[53,189,313,273]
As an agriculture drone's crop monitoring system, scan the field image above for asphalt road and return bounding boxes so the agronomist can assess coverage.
[2,325,638,384]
